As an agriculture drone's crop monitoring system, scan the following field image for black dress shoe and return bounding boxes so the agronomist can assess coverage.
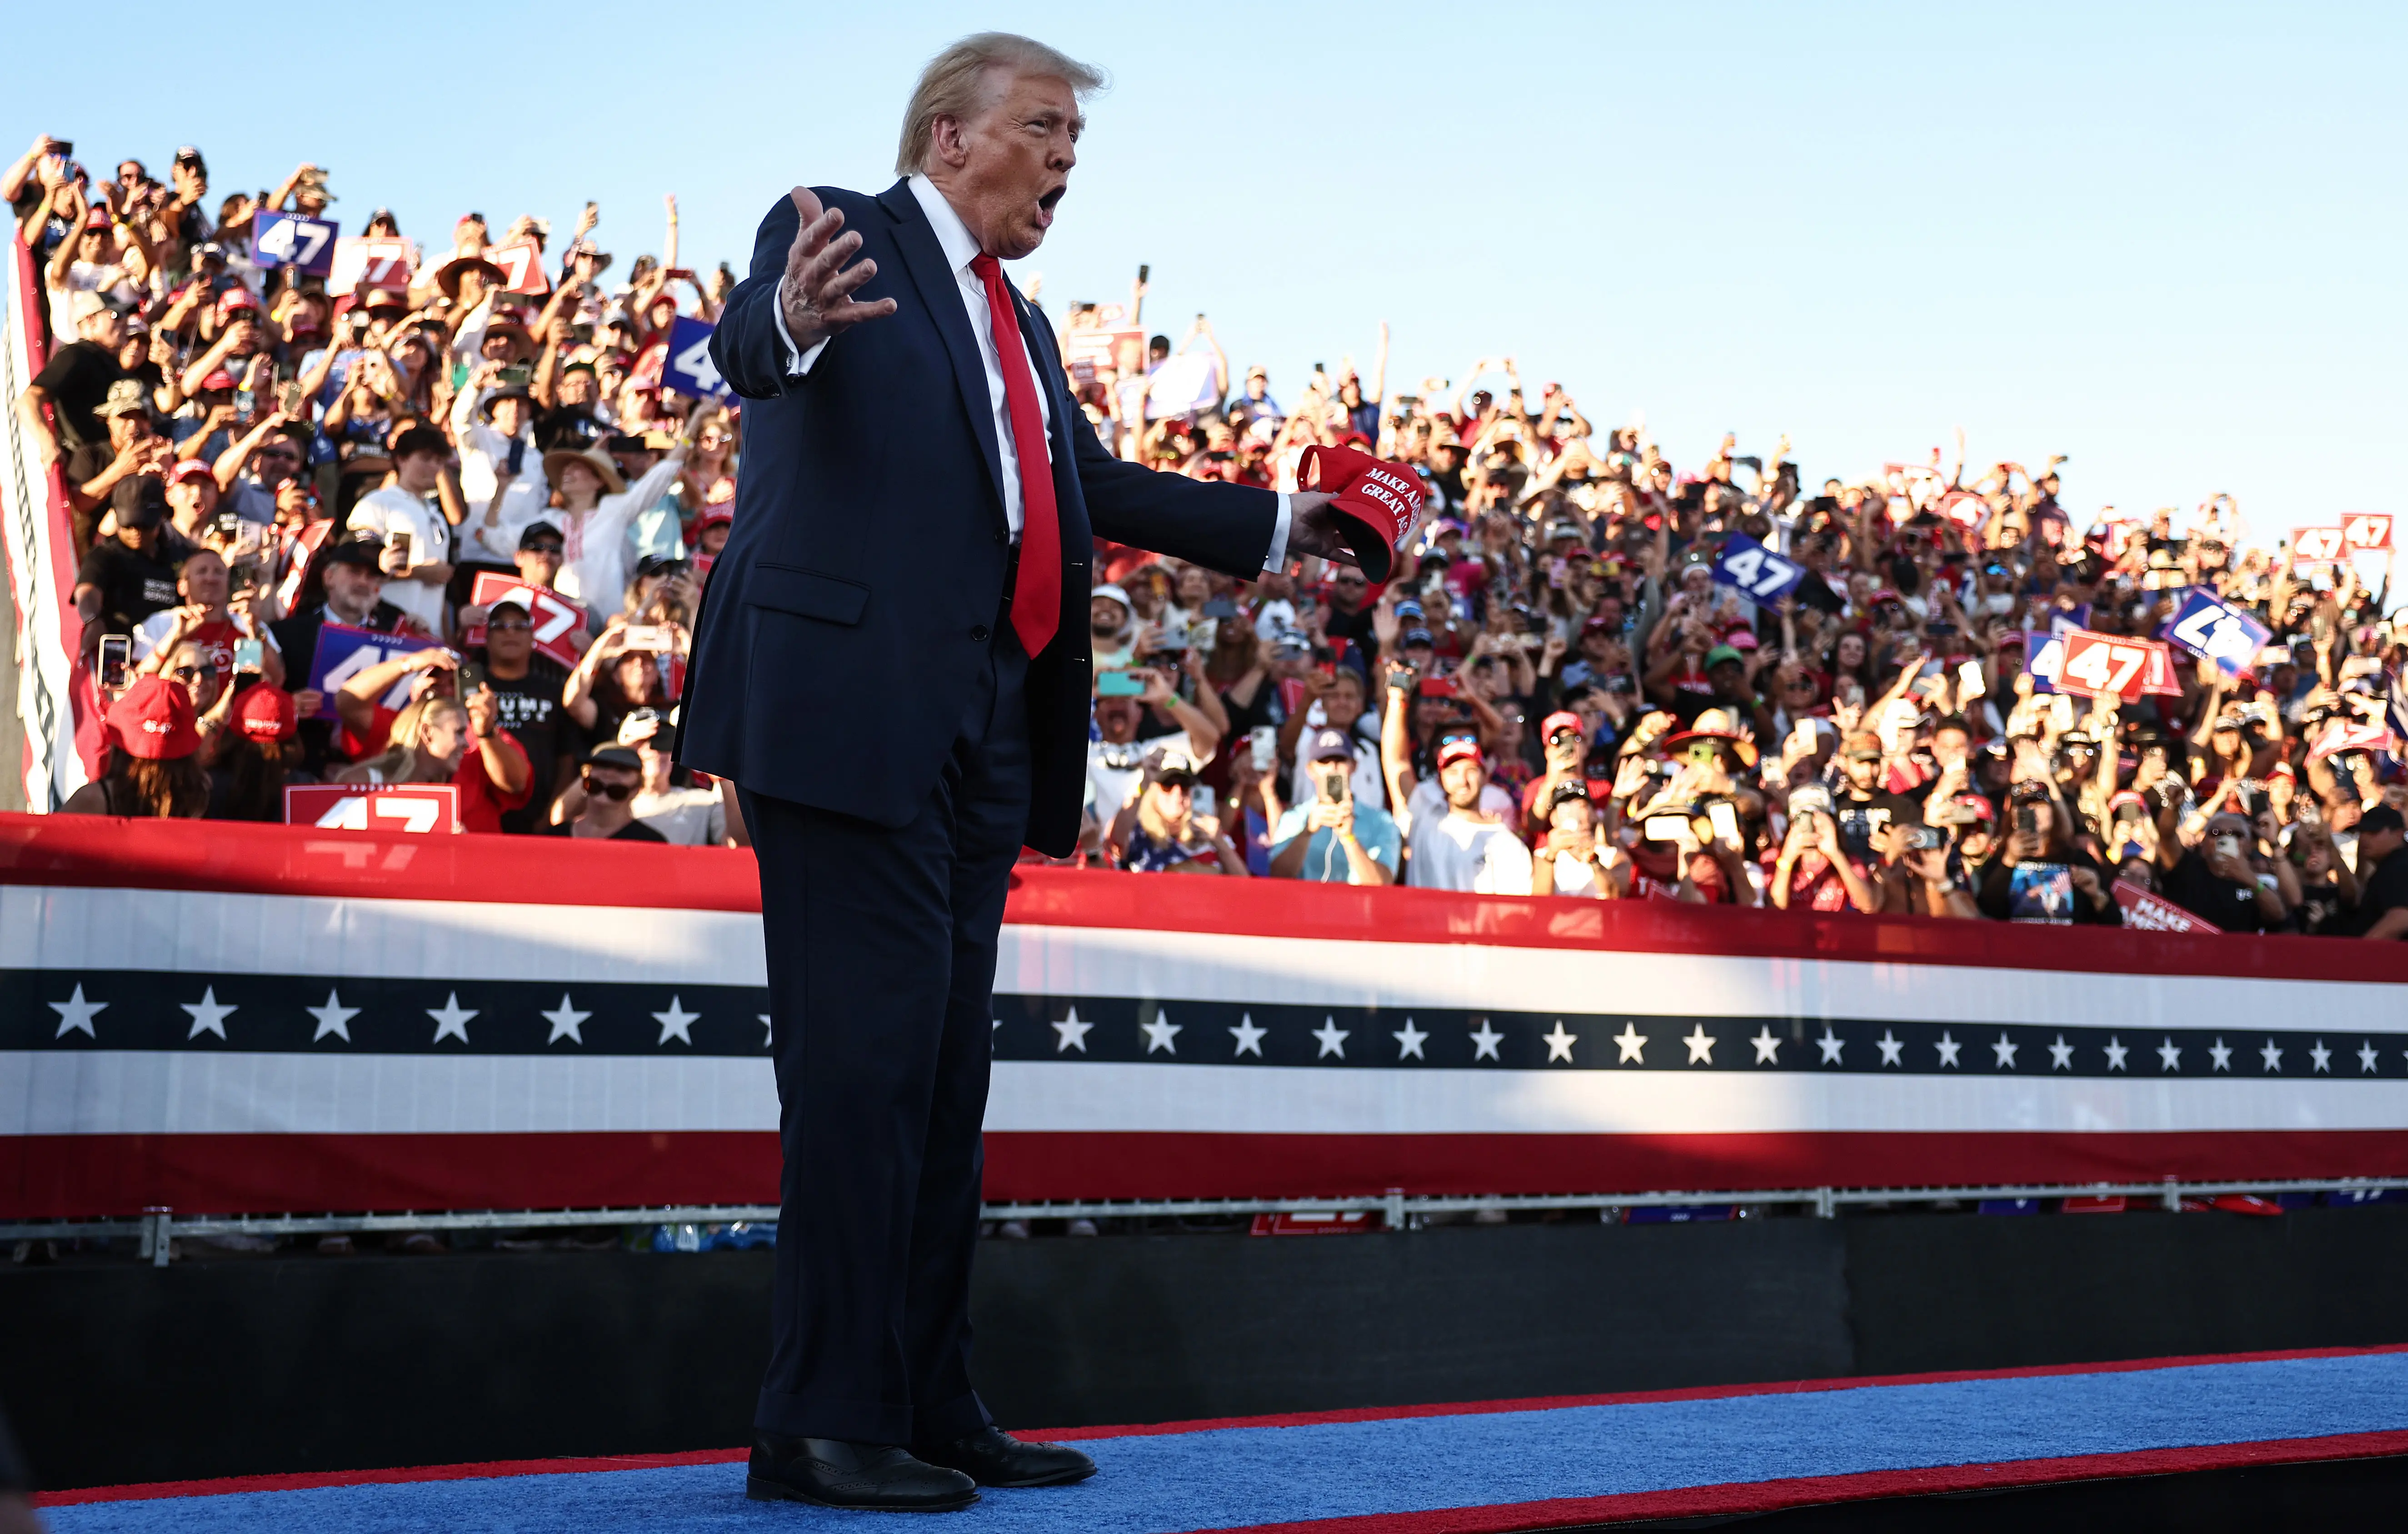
[746,1434,979,1511]
[913,1426,1096,1488]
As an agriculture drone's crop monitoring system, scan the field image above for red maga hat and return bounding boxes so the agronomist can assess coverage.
[233,682,299,742]
[106,676,200,760]
[1295,443,1423,584]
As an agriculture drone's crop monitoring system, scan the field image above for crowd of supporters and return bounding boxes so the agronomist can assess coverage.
[10,134,2406,936]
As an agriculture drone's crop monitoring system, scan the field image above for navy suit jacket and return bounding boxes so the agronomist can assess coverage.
[680,180,1278,855]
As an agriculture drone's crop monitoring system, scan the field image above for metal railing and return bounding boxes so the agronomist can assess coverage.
[11,1176,2408,1267]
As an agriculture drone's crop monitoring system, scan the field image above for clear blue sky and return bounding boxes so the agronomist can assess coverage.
[12,1,2401,540]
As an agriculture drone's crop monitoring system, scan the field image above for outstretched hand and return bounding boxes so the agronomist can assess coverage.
[1285,491,1362,569]
[779,187,897,353]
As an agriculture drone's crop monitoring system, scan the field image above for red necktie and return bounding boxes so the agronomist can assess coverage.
[968,252,1060,657]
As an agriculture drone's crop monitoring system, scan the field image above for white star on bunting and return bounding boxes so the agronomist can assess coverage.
[307,988,358,1043]
[2260,1038,2283,1073]
[2104,1036,2129,1071]
[1312,1016,1349,1059]
[1229,1013,1266,1058]
[1751,1028,1781,1065]
[428,993,477,1045]
[1468,1020,1503,1061]
[1935,1031,1962,1068]
[1816,1027,1844,1065]
[2048,1035,2074,1071]
[2310,1040,2332,1073]
[1052,1007,1094,1054]
[181,986,235,1041]
[1392,1019,1428,1060]
[1543,1022,1578,1063]
[1876,1030,1903,1067]
[1683,1026,1715,1065]
[761,1014,775,1048]
[1139,1011,1181,1056]
[542,993,590,1045]
[1613,1023,1647,1063]
[2360,1041,2381,1074]
[1992,1033,2018,1069]
[49,984,105,1039]
[652,996,699,1046]
[2209,1038,2233,1071]
[2157,1037,2182,1072]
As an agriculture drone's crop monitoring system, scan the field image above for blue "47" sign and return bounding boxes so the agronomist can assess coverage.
[661,314,729,399]
[1710,533,1804,602]
[2164,590,2271,677]
[252,212,338,275]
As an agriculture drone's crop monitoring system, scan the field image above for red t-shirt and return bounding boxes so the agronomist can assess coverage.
[1779,851,1867,912]
[454,730,532,833]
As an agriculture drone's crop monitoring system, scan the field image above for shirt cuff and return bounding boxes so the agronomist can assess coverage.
[772,280,830,377]
[1262,493,1292,574]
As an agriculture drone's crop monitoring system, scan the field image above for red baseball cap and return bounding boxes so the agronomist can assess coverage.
[1541,710,1584,742]
[167,459,216,485]
[233,682,298,742]
[1436,735,1484,770]
[697,504,734,530]
[217,287,259,313]
[106,676,200,760]
[1295,443,1424,585]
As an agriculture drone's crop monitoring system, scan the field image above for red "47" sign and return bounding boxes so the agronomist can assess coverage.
[2292,527,2348,563]
[284,784,460,834]
[2057,630,2180,702]
[2342,513,2393,552]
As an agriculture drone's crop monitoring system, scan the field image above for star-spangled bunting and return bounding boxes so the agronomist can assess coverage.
[652,997,699,1047]
[50,985,104,1039]
[181,986,235,1040]
[308,988,358,1042]
[16,976,2407,1085]
[543,994,590,1046]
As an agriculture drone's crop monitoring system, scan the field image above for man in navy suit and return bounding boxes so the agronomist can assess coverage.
[682,32,1362,1512]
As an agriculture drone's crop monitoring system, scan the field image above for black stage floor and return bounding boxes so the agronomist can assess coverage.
[7,1200,2407,1511]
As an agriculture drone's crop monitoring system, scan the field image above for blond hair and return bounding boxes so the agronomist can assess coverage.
[896,32,1106,175]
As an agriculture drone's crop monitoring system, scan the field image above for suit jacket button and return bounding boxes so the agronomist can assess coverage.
[970,625,990,642]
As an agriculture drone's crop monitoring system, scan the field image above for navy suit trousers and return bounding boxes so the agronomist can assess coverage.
[739,618,1030,1444]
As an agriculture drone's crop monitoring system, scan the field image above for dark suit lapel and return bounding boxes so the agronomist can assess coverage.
[875,180,1007,517]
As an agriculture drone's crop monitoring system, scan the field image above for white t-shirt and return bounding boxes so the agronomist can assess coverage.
[1085,730,1202,818]
[1399,775,1516,840]
[345,485,450,633]
[452,386,553,565]
[557,452,687,615]
[635,786,726,846]
[1549,852,1603,897]
[1407,812,1534,894]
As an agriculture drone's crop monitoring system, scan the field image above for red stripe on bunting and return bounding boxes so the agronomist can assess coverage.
[13,1129,2408,1218]
[4,813,2403,984]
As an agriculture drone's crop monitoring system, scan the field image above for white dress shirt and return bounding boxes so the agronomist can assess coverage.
[776,174,1288,569]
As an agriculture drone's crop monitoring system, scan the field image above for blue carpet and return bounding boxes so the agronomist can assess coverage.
[47,1351,2408,1532]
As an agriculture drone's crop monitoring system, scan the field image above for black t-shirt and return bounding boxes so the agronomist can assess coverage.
[543,817,666,842]
[1973,846,2122,924]
[32,339,129,450]
[2354,846,2408,936]
[1832,787,1923,863]
[2161,847,2273,933]
[75,538,179,633]
[482,657,574,833]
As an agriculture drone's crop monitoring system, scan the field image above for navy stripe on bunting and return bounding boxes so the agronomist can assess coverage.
[6,969,2403,1080]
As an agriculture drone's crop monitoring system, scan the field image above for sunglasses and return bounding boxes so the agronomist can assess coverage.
[525,543,564,556]
[487,618,532,633]
[166,664,208,681]
[1154,776,1196,793]
[581,774,635,801]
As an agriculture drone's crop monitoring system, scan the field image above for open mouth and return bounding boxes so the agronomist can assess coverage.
[1035,185,1066,224]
